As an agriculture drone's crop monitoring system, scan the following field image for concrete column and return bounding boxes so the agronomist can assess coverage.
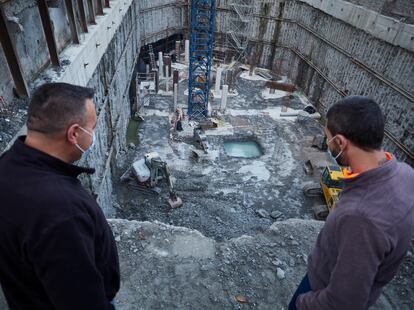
[164,56,172,77]
[249,50,256,76]
[158,52,163,77]
[173,70,179,86]
[215,67,222,93]
[220,85,228,112]
[146,64,150,74]
[185,40,190,64]
[165,66,170,92]
[173,83,178,111]
[175,41,180,61]
[269,88,275,94]
[166,66,170,80]
[152,69,159,93]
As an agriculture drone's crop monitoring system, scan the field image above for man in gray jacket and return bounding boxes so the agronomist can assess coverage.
[290,96,414,310]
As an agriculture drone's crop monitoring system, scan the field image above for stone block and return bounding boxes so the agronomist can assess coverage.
[369,14,399,43]
[394,24,414,51]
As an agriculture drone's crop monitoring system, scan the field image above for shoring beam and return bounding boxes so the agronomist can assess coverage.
[37,0,60,66]
[0,4,29,97]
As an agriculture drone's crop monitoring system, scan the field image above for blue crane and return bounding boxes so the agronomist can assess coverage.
[187,0,216,119]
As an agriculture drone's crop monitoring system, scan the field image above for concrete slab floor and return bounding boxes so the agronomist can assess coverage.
[114,72,328,241]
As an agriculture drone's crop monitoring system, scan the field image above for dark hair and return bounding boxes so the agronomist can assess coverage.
[326,96,385,151]
[27,83,94,134]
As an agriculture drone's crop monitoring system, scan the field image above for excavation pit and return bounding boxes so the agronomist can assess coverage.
[223,140,263,158]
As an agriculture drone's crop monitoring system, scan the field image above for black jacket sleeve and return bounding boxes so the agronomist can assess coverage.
[30,214,115,310]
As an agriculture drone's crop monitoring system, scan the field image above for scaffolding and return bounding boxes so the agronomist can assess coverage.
[187,0,216,120]
[227,0,254,52]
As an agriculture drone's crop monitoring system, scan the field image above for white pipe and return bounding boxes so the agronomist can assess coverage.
[158,52,163,77]
[185,40,190,64]
[220,85,228,112]
[215,67,222,94]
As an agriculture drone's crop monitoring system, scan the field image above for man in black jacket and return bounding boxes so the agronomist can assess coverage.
[0,83,120,309]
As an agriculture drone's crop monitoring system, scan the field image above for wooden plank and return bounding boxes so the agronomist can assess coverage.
[64,0,79,44]
[0,4,29,97]
[37,0,60,66]
[76,0,88,33]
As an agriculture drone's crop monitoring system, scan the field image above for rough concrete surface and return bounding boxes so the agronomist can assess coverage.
[109,219,414,310]
[345,0,414,23]
[114,74,326,241]
[109,69,414,309]
[0,217,412,309]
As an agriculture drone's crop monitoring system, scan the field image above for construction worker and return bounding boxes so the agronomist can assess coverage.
[289,96,414,310]
[0,83,120,309]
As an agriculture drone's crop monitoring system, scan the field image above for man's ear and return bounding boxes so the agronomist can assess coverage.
[66,124,80,145]
[335,134,348,150]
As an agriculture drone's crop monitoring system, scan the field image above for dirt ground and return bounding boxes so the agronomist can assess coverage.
[114,76,327,241]
[0,97,28,152]
[0,70,412,309]
[0,219,412,309]
[107,69,414,309]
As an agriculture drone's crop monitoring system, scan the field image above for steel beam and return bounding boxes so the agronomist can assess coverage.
[86,0,96,24]
[64,0,79,44]
[76,0,88,33]
[96,0,103,15]
[0,5,29,97]
[37,0,60,66]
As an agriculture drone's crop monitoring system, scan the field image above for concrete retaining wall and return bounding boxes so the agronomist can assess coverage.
[0,0,71,103]
[216,0,414,165]
[0,0,184,216]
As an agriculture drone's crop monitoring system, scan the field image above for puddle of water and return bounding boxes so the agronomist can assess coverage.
[224,141,263,158]
[126,119,140,144]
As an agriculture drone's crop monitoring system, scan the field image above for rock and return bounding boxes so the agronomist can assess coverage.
[270,211,283,220]
[272,259,283,267]
[115,236,121,242]
[291,240,299,246]
[128,142,136,149]
[200,265,209,271]
[276,268,285,280]
[256,209,270,218]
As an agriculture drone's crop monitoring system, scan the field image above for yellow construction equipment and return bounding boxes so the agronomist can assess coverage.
[303,165,345,220]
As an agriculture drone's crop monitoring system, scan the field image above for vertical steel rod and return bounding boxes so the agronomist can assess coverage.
[0,5,29,97]
[64,0,79,44]
[87,0,96,24]
[76,0,88,33]
[96,0,104,15]
[37,0,60,66]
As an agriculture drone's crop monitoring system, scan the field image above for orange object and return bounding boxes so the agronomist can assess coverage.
[342,152,392,179]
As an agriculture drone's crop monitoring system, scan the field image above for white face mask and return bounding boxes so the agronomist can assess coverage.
[327,135,343,165]
[75,126,95,160]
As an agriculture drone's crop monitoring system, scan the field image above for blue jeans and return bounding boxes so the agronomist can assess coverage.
[288,274,312,310]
